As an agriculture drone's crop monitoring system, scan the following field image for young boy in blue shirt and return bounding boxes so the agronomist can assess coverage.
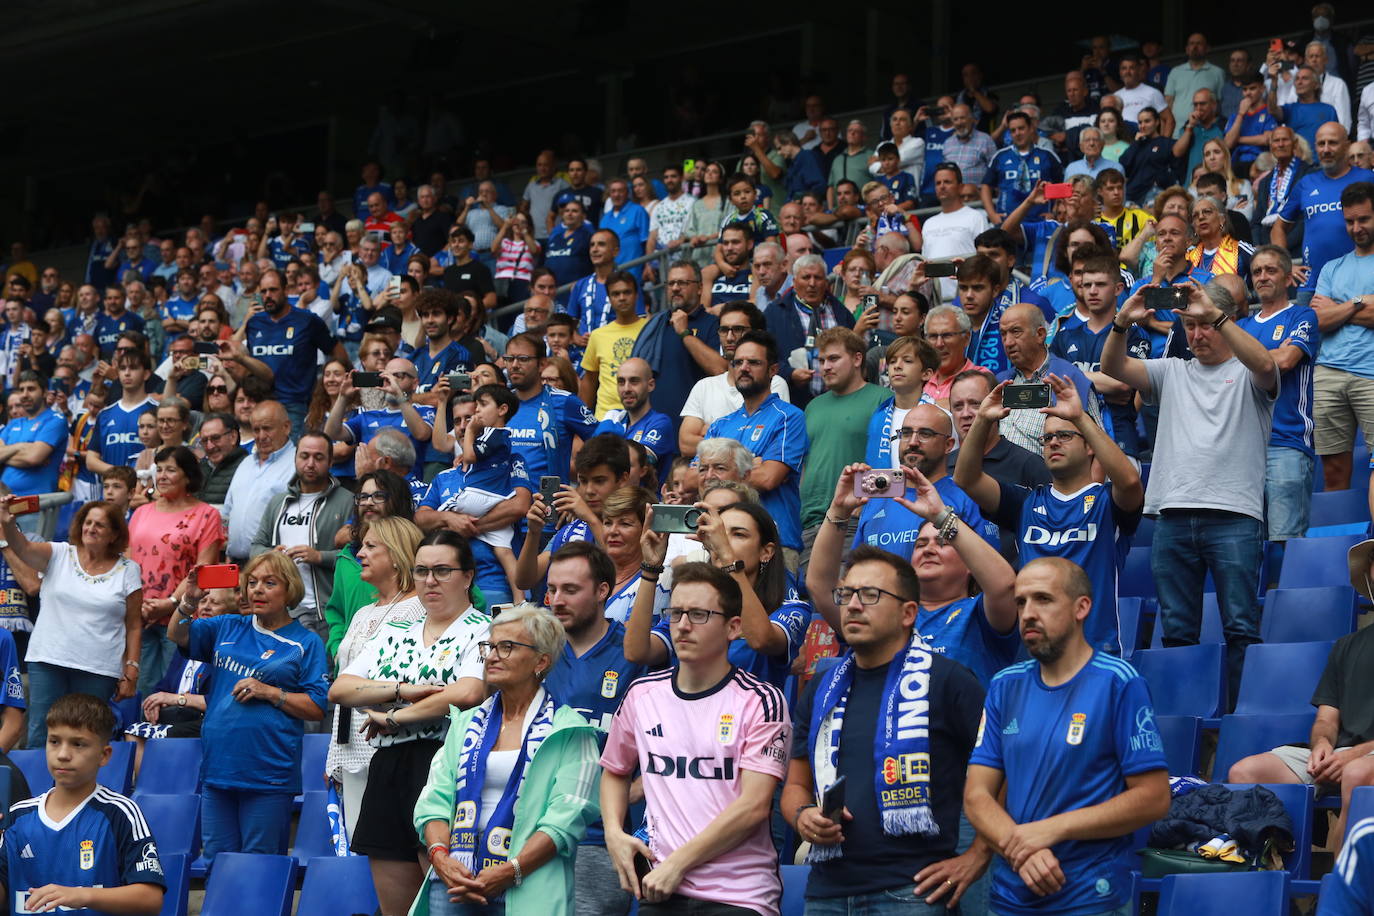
[449,384,525,598]
[1,694,165,915]
[873,141,918,208]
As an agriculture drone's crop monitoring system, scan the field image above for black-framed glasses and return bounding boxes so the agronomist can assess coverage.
[666,607,727,625]
[503,354,537,364]
[413,565,470,582]
[206,386,229,394]
[1039,430,1085,446]
[478,639,539,661]
[890,426,948,443]
[718,325,751,337]
[355,492,388,504]
[833,586,911,606]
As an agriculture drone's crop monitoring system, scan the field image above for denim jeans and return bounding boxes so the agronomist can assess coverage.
[426,878,506,915]
[806,885,954,915]
[201,786,294,860]
[282,400,310,442]
[1264,446,1314,540]
[137,625,176,696]
[1152,510,1264,708]
[27,663,119,746]
[955,813,988,916]
[992,906,1128,916]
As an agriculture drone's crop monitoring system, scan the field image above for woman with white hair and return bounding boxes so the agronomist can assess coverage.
[411,604,600,915]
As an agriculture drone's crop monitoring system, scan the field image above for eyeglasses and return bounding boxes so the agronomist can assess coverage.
[666,607,727,624]
[832,585,911,606]
[200,429,232,442]
[666,279,697,287]
[926,331,968,342]
[477,639,539,661]
[355,492,388,504]
[890,426,948,443]
[206,385,228,394]
[503,354,537,364]
[1039,430,1085,445]
[718,325,751,337]
[730,358,766,368]
[412,565,470,582]
[389,371,416,380]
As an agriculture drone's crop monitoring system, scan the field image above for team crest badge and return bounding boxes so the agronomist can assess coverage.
[260,650,275,660]
[717,714,735,743]
[882,756,900,784]
[600,671,619,699]
[79,839,94,870]
[1271,325,1284,342]
[286,326,295,339]
[1066,712,1087,745]
[453,801,477,828]
[1083,494,1096,513]
[750,425,763,442]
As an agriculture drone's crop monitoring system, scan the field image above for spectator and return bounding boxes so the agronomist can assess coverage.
[244,268,336,437]
[83,348,155,483]
[765,255,856,405]
[223,400,297,564]
[1238,245,1320,537]
[503,332,599,484]
[982,111,1062,224]
[683,161,726,267]
[965,558,1170,916]
[492,213,538,304]
[168,551,327,859]
[439,226,497,313]
[602,563,789,914]
[1103,279,1277,704]
[1310,180,1374,490]
[196,413,247,512]
[1120,107,1179,205]
[923,161,991,277]
[828,121,872,210]
[677,301,784,457]
[579,272,647,420]
[957,62,1001,133]
[868,108,926,188]
[865,295,927,387]
[1164,33,1226,135]
[593,357,675,467]
[330,529,487,915]
[558,158,603,225]
[415,604,599,914]
[1277,43,1353,130]
[1052,72,1101,161]
[961,255,1021,377]
[800,328,891,553]
[1270,65,1342,152]
[323,470,415,650]
[0,371,67,515]
[127,445,223,692]
[410,184,455,256]
[601,179,650,280]
[1171,88,1226,179]
[646,165,694,256]
[1063,128,1119,180]
[1219,48,1254,121]
[1,497,141,747]
[1225,73,1280,172]
[946,367,1051,485]
[250,430,353,640]
[1275,123,1374,309]
[774,131,828,202]
[325,358,436,483]
[702,223,754,309]
[1093,169,1154,248]
[630,261,725,427]
[520,150,570,241]
[458,182,513,267]
[942,104,999,189]
[1096,109,1130,162]
[159,334,209,411]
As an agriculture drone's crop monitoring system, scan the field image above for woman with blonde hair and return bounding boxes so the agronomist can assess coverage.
[1197,138,1253,220]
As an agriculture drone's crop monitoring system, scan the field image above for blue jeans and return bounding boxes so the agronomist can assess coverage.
[201,786,294,860]
[1264,446,1314,540]
[1152,510,1264,708]
[992,907,1128,916]
[283,400,310,442]
[27,663,119,747]
[137,625,176,696]
[806,885,953,915]
[426,878,506,915]
[955,813,989,916]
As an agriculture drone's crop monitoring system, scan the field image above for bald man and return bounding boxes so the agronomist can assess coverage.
[996,303,1106,454]
[223,400,298,562]
[325,356,436,482]
[1351,140,1373,171]
[592,356,675,466]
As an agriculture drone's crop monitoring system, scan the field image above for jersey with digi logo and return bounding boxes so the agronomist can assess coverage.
[1237,304,1320,457]
[94,311,145,357]
[95,397,156,468]
[266,235,312,269]
[246,308,334,404]
[970,653,1166,916]
[0,786,166,915]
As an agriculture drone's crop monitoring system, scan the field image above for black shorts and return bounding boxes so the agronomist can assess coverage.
[350,739,444,861]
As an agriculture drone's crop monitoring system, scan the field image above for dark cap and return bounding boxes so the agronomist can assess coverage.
[364,306,403,333]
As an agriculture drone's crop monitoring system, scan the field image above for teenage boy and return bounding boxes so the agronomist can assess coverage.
[1,694,165,915]
[581,272,649,418]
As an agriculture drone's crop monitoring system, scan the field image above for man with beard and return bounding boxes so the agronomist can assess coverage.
[503,332,599,484]
[244,268,335,438]
[966,558,1170,915]
[701,222,754,308]
[704,331,809,571]
[678,301,787,458]
[542,540,648,916]
[629,261,724,427]
[594,357,674,468]
[324,357,435,483]
[571,229,633,337]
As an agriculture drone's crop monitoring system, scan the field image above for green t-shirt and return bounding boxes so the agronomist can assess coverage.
[800,382,893,528]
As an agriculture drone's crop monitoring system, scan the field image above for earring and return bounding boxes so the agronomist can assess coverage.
[760,557,770,570]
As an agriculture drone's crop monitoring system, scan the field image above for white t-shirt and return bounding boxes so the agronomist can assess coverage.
[921,206,990,299]
[30,543,142,678]
[277,490,325,614]
[680,372,790,426]
[1116,84,1168,124]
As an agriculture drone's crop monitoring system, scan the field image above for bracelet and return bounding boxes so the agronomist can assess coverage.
[394,682,402,702]
[825,514,848,526]
[640,563,665,576]
[175,600,195,619]
[1211,313,1231,330]
[1109,321,1128,335]
[427,842,448,862]
[641,574,660,583]
[510,855,524,886]
[274,690,286,710]
[794,802,817,828]
[124,660,140,670]
[385,713,400,730]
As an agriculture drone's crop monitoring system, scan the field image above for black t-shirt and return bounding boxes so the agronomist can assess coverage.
[1313,626,1374,748]
[442,260,495,299]
[411,211,455,256]
[792,652,985,897]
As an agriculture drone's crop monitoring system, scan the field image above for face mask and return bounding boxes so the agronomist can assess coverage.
[1314,16,1331,30]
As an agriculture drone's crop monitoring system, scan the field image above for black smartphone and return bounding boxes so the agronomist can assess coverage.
[447,372,471,391]
[1144,286,1187,310]
[821,776,847,822]
[193,341,218,355]
[540,476,562,504]
[353,371,384,388]
[650,504,703,534]
[633,852,652,882]
[1004,382,1052,410]
[924,261,958,278]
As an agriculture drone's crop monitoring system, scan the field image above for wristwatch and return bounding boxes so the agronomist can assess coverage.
[0,541,8,551]
[717,560,745,574]
[176,694,187,708]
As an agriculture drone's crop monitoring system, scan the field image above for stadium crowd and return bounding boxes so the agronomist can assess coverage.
[2,11,1374,916]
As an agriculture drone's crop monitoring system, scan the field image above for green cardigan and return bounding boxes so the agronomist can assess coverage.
[409,701,601,916]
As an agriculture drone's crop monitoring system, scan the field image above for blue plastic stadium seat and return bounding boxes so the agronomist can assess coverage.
[8,749,51,797]
[1132,644,1226,719]
[1260,587,1357,644]
[1276,535,1367,589]
[110,693,142,732]
[133,738,203,798]
[1306,488,1371,532]
[1347,787,1374,843]
[1117,597,1154,657]
[1156,715,1201,777]
[158,853,189,916]
[9,743,134,797]
[1121,546,1156,599]
[292,791,337,866]
[136,793,201,859]
[1232,641,1333,717]
[299,733,329,797]
[297,855,381,916]
[1212,713,1316,783]
[819,248,849,271]
[96,742,135,795]
[200,853,295,916]
[780,864,809,916]
[1157,870,1288,916]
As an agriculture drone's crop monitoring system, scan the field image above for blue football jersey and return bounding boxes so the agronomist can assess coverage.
[1238,304,1320,457]
[1325,816,1374,914]
[704,393,809,551]
[853,476,1000,557]
[1280,167,1374,290]
[920,125,955,198]
[545,620,647,735]
[995,481,1139,655]
[93,398,155,468]
[1050,320,1152,457]
[343,406,437,482]
[594,409,676,466]
[507,386,599,483]
[266,235,312,269]
[245,308,334,405]
[970,653,1167,916]
[94,311,145,357]
[985,147,1062,219]
[918,595,1019,686]
[1,787,166,914]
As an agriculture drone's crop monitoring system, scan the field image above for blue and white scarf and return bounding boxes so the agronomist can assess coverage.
[448,688,556,872]
[806,633,937,862]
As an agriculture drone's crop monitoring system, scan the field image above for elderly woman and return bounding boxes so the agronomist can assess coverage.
[1188,193,1253,279]
[597,487,653,624]
[167,552,328,859]
[0,499,142,746]
[326,516,426,840]
[413,603,600,915]
[330,530,489,916]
